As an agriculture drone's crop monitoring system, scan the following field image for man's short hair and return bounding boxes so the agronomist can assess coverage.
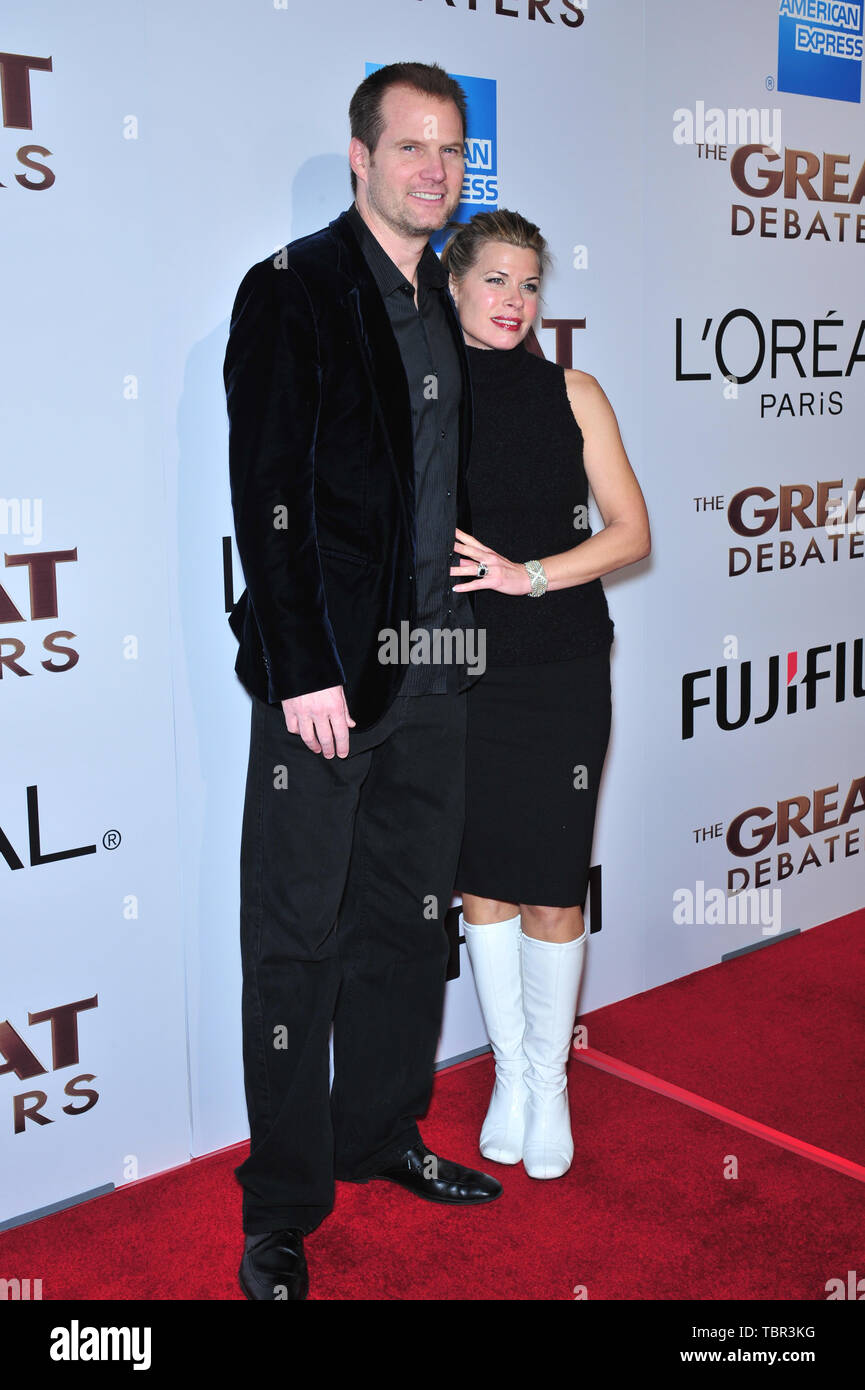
[349,61,467,195]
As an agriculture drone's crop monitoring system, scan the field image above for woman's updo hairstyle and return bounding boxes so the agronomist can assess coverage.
[440,209,551,284]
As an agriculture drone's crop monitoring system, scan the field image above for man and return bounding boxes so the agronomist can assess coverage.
[224,61,501,1303]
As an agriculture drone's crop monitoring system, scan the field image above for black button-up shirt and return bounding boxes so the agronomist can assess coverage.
[345,202,476,696]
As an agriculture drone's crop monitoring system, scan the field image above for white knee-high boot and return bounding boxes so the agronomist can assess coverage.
[461,912,529,1164]
[520,928,586,1179]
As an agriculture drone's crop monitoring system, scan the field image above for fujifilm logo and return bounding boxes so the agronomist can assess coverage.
[682,637,864,738]
[49,1321,151,1371]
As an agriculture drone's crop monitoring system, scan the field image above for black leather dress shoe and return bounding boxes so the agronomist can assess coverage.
[367,1141,503,1205]
[239,1228,309,1301]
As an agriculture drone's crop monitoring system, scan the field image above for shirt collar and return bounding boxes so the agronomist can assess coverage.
[346,202,448,297]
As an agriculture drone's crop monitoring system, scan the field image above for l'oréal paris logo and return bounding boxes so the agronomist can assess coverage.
[682,638,864,738]
[675,308,864,419]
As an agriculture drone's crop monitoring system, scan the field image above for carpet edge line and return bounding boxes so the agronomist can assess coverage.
[573,1045,865,1184]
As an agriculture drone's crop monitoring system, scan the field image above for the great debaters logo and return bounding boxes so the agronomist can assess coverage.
[364,64,497,249]
[778,0,864,103]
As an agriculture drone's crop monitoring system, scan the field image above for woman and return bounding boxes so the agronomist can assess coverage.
[442,211,650,1180]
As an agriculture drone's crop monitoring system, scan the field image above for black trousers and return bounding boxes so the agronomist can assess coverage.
[235,686,467,1235]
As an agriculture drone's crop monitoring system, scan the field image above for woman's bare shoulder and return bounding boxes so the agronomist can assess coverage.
[563,368,611,423]
[563,366,603,395]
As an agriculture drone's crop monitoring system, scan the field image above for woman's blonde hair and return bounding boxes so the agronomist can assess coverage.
[440,209,551,283]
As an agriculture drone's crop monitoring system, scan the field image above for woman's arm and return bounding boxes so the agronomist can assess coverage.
[539,370,650,592]
[452,369,650,596]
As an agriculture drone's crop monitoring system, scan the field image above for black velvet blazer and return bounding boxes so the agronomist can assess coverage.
[224,209,473,730]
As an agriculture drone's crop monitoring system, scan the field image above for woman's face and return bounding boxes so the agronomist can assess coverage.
[449,241,541,350]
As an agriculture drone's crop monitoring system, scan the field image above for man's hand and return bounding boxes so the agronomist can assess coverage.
[281,685,356,758]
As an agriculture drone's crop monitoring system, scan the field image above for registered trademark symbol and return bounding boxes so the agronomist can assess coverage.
[765,75,775,90]
[103,829,121,849]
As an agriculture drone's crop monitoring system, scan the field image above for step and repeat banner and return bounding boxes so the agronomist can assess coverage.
[2,0,861,1227]
[640,0,864,985]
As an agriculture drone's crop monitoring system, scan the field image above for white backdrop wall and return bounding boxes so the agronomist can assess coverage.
[640,0,864,983]
[1,0,862,1225]
[0,4,191,1224]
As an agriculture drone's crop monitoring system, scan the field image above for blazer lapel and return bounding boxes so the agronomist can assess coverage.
[441,285,473,488]
[328,210,473,538]
[330,214,414,496]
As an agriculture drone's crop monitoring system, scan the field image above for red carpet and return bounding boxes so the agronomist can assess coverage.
[577,909,865,1163]
[1,910,863,1300]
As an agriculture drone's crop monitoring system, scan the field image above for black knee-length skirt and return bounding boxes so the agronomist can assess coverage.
[455,650,612,909]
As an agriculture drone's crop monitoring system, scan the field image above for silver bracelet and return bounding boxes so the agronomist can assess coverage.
[524,559,548,597]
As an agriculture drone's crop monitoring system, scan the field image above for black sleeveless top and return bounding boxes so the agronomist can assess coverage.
[465,341,614,666]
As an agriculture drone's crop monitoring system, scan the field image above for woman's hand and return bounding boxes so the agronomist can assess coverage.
[450,528,531,595]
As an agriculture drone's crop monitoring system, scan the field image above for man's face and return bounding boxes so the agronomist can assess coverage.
[354,84,465,238]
